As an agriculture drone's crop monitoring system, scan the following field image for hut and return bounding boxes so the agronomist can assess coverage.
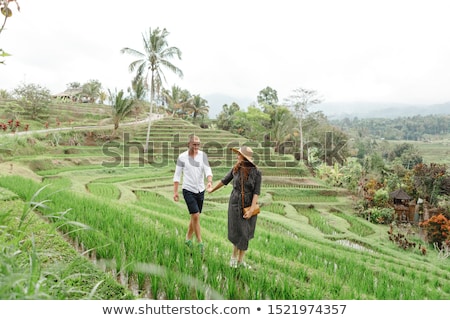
[52,88,83,102]
[389,189,412,204]
[390,189,414,222]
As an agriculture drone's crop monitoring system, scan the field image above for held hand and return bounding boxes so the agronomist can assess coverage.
[243,209,253,220]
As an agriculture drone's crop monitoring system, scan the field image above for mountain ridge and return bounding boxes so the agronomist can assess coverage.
[204,93,450,120]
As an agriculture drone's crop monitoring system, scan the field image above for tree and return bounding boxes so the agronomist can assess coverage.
[162,85,190,117]
[216,102,240,131]
[121,27,183,152]
[108,89,134,136]
[0,88,11,99]
[185,94,209,122]
[284,88,322,161]
[82,79,102,103]
[13,83,51,120]
[270,106,296,152]
[257,86,278,111]
[128,72,148,120]
[413,163,448,205]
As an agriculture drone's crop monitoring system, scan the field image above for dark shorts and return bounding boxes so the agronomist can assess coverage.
[182,189,205,214]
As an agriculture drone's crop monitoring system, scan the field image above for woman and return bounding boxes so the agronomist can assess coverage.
[208,146,262,268]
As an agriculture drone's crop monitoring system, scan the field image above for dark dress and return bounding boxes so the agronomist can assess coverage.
[221,166,262,250]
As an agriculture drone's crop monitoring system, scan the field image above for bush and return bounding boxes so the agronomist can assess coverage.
[419,213,450,249]
[366,207,395,224]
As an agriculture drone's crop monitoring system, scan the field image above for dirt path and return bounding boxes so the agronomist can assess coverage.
[3,114,164,137]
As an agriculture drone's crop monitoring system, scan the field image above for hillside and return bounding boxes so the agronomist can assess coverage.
[1,112,450,300]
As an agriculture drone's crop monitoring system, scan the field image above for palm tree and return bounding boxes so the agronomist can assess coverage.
[162,85,190,117]
[128,72,147,120]
[108,89,134,136]
[82,79,102,103]
[185,94,209,122]
[121,27,183,152]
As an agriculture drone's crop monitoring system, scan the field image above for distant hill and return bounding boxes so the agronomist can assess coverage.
[204,94,450,120]
[319,101,450,119]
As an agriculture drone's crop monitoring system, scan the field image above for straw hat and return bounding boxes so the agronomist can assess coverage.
[231,146,256,166]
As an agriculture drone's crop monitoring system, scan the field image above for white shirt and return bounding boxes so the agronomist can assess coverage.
[173,150,212,193]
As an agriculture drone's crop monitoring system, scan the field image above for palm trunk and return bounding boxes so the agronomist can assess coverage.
[144,94,153,153]
[144,74,155,153]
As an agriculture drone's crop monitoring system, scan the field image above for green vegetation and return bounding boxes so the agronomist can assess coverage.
[1,112,449,300]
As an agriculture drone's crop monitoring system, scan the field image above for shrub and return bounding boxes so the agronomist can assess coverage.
[366,207,395,224]
[419,213,450,249]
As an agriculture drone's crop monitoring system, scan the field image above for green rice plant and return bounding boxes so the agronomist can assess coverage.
[2,168,450,300]
[263,202,286,215]
[87,183,121,200]
[270,188,338,203]
[295,206,342,235]
[0,190,131,299]
[333,210,375,236]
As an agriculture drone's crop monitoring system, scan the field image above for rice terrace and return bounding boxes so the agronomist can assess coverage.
[1,101,449,301]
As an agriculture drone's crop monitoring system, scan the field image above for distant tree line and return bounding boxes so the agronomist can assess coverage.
[331,115,450,141]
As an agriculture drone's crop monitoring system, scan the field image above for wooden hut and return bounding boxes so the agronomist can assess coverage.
[390,189,414,222]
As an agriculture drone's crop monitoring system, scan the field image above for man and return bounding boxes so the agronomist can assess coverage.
[173,134,213,253]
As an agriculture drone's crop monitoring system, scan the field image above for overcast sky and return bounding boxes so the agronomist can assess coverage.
[2,0,450,112]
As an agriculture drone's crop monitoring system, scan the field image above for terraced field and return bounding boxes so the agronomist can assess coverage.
[1,117,449,299]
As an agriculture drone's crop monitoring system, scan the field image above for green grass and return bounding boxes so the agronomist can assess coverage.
[387,139,450,166]
[1,115,449,300]
[0,196,133,300]
[1,168,449,299]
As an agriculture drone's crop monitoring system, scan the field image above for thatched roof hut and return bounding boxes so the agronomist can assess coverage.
[390,189,412,205]
[53,88,83,102]
[389,189,411,200]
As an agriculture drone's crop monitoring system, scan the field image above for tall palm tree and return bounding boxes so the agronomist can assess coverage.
[121,27,183,152]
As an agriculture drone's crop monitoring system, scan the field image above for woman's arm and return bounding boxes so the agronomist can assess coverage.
[208,181,224,193]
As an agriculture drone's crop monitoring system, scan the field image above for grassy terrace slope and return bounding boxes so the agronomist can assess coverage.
[1,117,449,300]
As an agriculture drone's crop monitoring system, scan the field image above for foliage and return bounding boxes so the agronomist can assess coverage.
[384,142,423,169]
[121,27,183,151]
[108,88,134,133]
[331,114,450,141]
[161,85,189,117]
[257,86,279,111]
[81,79,103,103]
[387,223,427,254]
[216,102,240,131]
[0,187,132,299]
[373,188,389,207]
[362,206,394,224]
[12,83,51,120]
[2,113,450,299]
[413,163,448,205]
[283,87,323,161]
[419,214,450,249]
[185,94,209,122]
